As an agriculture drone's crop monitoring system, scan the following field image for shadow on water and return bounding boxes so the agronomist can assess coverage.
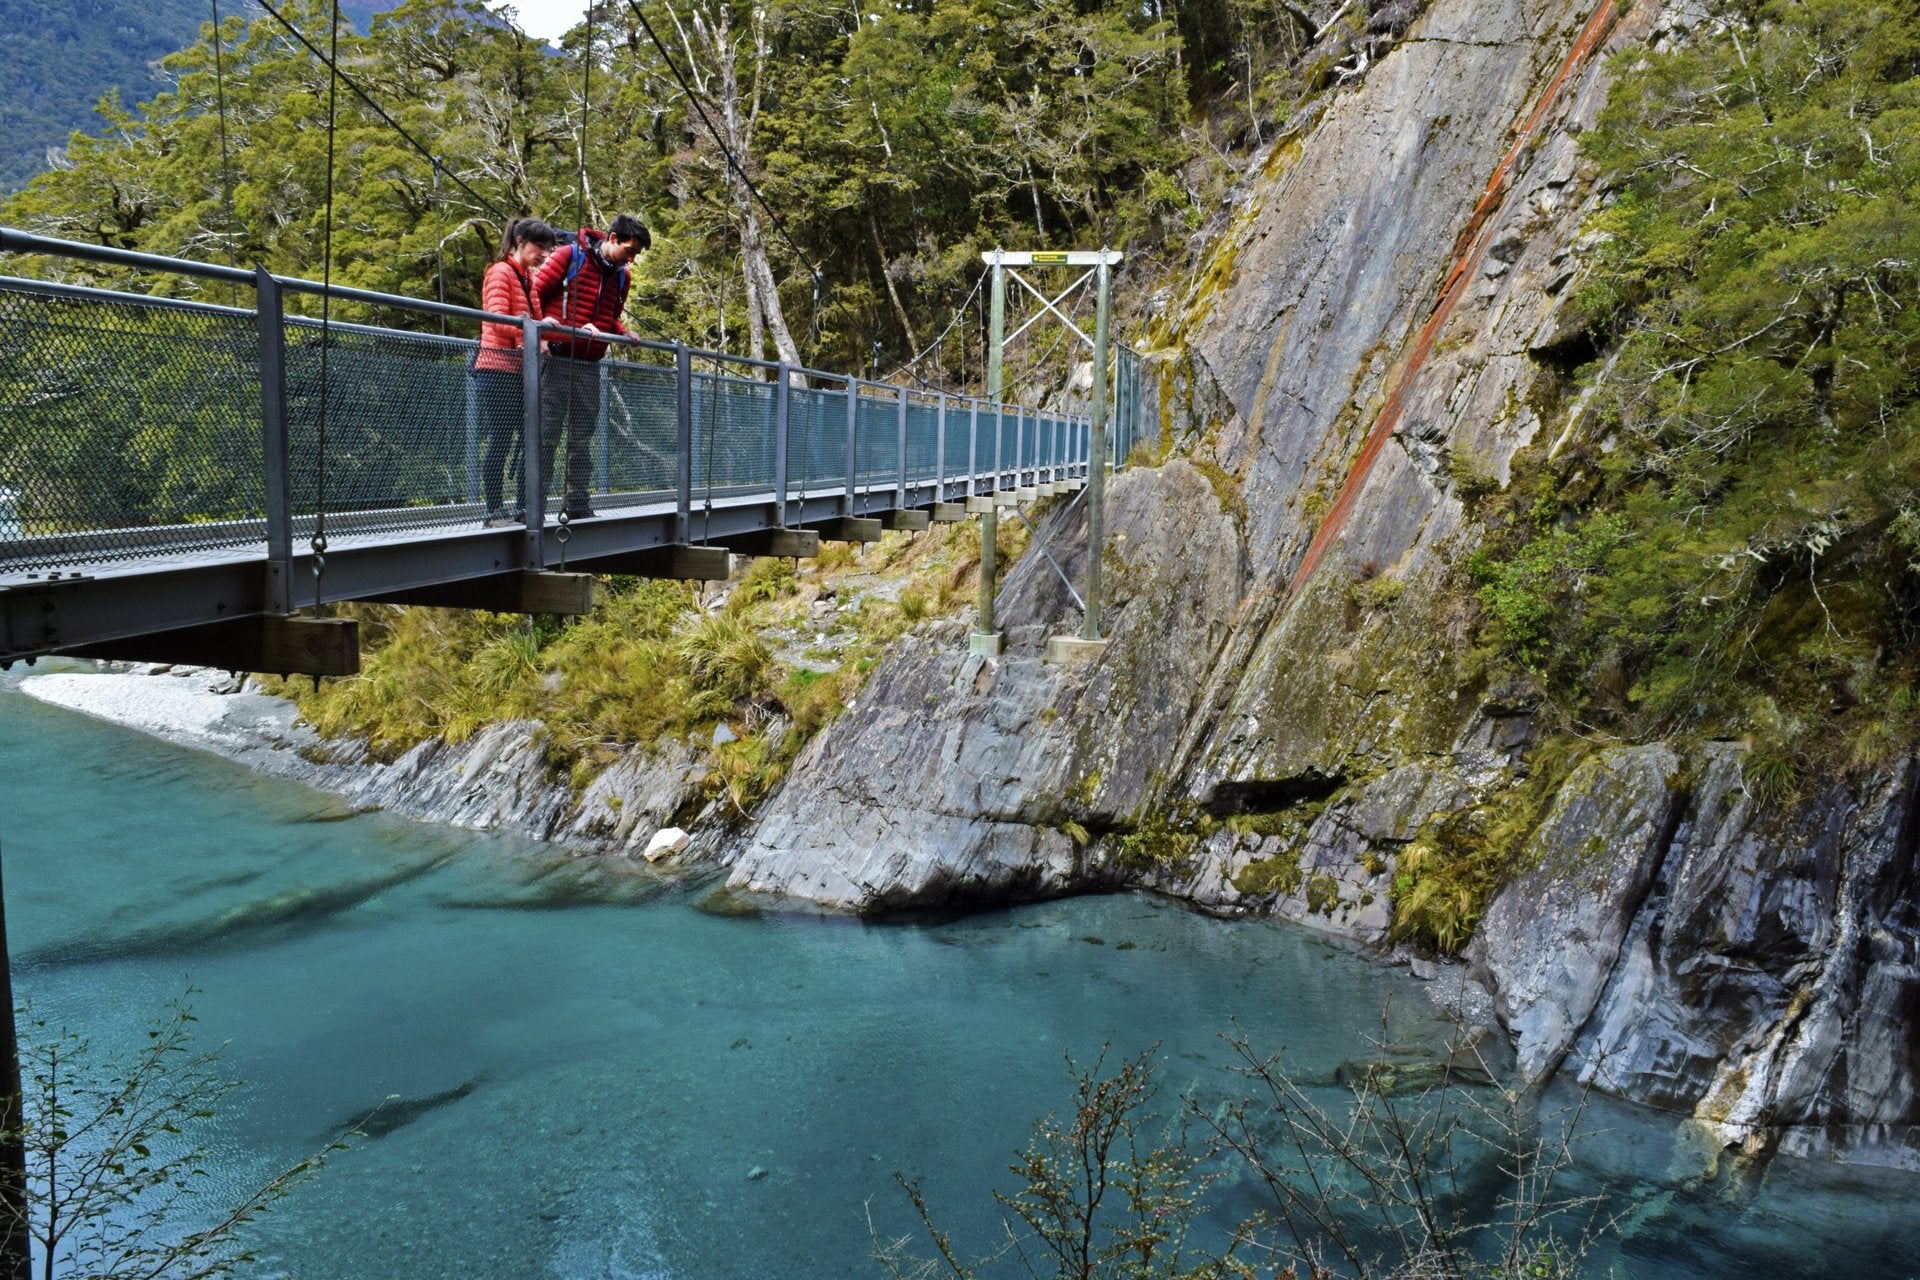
[436,852,680,912]
[15,852,461,969]
[329,1077,487,1143]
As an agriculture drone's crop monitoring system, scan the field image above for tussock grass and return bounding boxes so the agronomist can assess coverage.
[271,514,1030,811]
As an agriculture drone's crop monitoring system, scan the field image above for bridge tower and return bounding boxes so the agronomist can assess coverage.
[973,248,1121,662]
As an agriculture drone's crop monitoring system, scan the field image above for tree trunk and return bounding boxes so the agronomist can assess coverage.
[868,205,920,359]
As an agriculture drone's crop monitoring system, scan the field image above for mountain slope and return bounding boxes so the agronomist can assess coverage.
[0,0,384,193]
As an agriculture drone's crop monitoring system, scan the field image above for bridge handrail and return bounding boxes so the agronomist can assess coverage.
[1,227,1142,596]
[0,229,1065,415]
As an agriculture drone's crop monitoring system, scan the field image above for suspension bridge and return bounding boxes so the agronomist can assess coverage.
[0,231,1145,676]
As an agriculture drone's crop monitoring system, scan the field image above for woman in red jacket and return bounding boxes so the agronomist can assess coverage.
[474,217,559,524]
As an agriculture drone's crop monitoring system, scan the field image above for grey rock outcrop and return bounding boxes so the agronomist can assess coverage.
[723,458,1242,911]
[1567,750,1920,1169]
[1468,745,1682,1079]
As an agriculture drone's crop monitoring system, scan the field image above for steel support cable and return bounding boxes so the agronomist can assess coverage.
[701,196,735,548]
[310,0,342,611]
[874,268,986,389]
[618,0,825,320]
[999,485,1087,604]
[552,0,600,562]
[209,0,238,303]
[253,0,511,225]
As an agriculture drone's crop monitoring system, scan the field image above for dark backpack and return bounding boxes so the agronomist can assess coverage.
[562,232,630,317]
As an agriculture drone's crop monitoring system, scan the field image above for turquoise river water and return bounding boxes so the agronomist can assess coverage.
[1,683,1916,1278]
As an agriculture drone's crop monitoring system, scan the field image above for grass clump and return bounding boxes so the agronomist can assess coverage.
[273,513,1021,812]
[1231,848,1304,898]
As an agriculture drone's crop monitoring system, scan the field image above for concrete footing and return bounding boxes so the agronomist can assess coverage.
[1045,634,1109,666]
[969,631,1005,657]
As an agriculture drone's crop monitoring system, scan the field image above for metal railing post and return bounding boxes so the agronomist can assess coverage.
[774,366,791,528]
[895,385,909,509]
[968,400,979,495]
[464,367,480,505]
[675,343,694,543]
[1015,405,1025,489]
[596,360,611,495]
[257,268,292,615]
[935,394,947,501]
[844,376,859,514]
[520,318,545,567]
[993,401,1004,492]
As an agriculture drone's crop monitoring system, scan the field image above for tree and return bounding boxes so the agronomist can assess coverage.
[1472,0,1920,772]
[4,996,329,1280]
[874,1046,1249,1280]
[877,1033,1616,1280]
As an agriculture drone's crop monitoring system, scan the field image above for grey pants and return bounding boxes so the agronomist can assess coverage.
[539,356,599,513]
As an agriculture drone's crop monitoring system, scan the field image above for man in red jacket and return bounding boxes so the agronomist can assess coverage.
[532,214,650,518]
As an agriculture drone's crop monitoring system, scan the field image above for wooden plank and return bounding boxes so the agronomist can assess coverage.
[68,616,360,678]
[572,546,732,582]
[361,571,596,616]
[879,510,931,532]
[930,503,966,523]
[723,528,821,558]
[814,517,884,544]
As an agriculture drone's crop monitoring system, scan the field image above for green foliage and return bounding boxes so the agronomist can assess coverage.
[11,993,330,1278]
[876,1047,1245,1280]
[1389,754,1576,954]
[1116,814,1202,873]
[1230,848,1304,898]
[0,0,1214,374]
[1466,0,1920,771]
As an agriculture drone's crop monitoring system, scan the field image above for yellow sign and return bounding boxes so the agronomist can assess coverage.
[1030,252,1070,264]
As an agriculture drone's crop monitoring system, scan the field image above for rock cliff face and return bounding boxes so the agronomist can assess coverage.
[718,0,1920,1167]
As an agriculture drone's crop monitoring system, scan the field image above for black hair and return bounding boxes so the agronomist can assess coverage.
[607,214,651,250]
[500,217,560,259]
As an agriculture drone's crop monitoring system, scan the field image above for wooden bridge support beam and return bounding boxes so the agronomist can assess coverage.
[571,546,731,582]
[362,571,597,616]
[722,528,821,559]
[878,510,931,533]
[814,517,884,544]
[929,503,967,523]
[67,615,360,678]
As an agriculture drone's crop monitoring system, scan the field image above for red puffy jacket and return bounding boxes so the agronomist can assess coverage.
[532,228,630,360]
[475,259,542,373]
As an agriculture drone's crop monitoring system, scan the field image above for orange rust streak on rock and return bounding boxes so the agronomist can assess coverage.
[1285,0,1620,601]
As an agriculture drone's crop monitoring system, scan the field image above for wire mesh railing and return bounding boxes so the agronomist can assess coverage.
[0,228,1143,585]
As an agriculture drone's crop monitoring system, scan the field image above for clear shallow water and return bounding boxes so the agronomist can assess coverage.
[1,684,1916,1279]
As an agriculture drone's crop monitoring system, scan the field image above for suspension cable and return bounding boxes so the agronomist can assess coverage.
[576,1,594,234]
[311,0,341,612]
[254,0,511,224]
[619,0,824,298]
[209,0,238,302]
[875,268,985,387]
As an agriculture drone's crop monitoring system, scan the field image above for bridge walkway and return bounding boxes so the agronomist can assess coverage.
[0,232,1141,674]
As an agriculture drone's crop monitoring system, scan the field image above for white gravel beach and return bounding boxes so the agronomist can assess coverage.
[7,664,328,779]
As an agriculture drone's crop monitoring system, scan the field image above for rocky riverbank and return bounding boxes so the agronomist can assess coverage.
[11,665,713,860]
